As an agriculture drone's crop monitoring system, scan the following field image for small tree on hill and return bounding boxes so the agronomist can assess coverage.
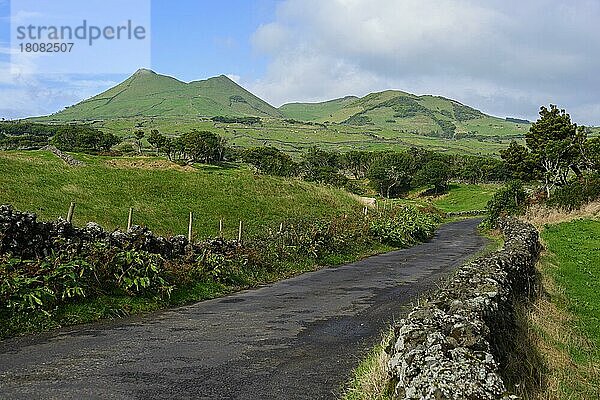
[180,130,226,164]
[367,152,415,198]
[243,147,298,177]
[343,150,373,179]
[99,132,121,151]
[147,129,166,156]
[134,129,145,154]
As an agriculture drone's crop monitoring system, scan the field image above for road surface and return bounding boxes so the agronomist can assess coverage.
[0,218,487,400]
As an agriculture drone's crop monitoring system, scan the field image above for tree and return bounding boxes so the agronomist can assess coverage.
[582,136,600,174]
[301,146,343,183]
[342,151,373,179]
[526,105,585,197]
[180,130,226,164]
[500,141,538,181]
[367,152,415,198]
[134,129,145,154]
[414,159,451,194]
[98,132,121,151]
[147,129,166,156]
[51,125,109,152]
[243,147,298,177]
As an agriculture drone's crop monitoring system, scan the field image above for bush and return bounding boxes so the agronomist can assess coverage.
[485,180,527,226]
[547,176,600,211]
[369,206,439,247]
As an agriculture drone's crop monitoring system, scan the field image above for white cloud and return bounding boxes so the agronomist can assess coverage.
[248,0,600,124]
[0,40,118,119]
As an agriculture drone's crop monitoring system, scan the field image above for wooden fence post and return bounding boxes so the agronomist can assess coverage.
[127,207,133,231]
[279,222,283,234]
[188,212,193,242]
[238,220,243,243]
[66,202,75,223]
[219,218,223,238]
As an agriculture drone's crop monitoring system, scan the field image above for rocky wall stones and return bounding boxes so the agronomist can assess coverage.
[41,145,84,166]
[0,204,202,260]
[388,217,541,399]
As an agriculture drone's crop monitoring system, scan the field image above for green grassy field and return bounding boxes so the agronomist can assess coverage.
[431,183,497,212]
[66,116,516,157]
[542,220,600,349]
[531,219,600,398]
[0,151,362,238]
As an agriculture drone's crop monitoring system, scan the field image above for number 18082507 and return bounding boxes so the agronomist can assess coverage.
[19,42,74,53]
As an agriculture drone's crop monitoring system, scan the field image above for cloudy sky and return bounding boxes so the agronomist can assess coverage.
[1,0,599,124]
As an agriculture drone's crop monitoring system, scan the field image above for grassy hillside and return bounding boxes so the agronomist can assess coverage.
[72,116,514,156]
[25,69,529,156]
[0,151,361,238]
[279,96,359,121]
[39,69,282,121]
[279,90,527,140]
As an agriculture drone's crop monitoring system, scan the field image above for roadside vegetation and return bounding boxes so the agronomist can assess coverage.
[512,215,600,399]
[0,202,439,339]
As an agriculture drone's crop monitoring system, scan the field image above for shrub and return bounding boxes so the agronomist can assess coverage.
[547,175,600,211]
[369,206,439,246]
[1,204,441,323]
[485,180,527,226]
[0,254,94,315]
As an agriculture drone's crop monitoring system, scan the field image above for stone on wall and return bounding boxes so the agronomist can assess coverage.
[388,217,541,399]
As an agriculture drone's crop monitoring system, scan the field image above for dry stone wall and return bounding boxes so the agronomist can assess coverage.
[41,145,84,166]
[0,204,236,261]
[388,217,541,399]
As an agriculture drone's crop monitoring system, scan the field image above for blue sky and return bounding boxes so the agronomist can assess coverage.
[149,0,277,82]
[1,0,600,125]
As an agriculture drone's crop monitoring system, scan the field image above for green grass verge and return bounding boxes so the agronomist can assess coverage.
[1,241,393,339]
[341,330,395,400]
[542,220,600,351]
[518,218,600,399]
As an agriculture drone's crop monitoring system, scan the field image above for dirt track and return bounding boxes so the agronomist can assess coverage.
[0,218,487,400]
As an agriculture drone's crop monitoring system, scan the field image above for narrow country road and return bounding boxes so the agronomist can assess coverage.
[0,219,487,400]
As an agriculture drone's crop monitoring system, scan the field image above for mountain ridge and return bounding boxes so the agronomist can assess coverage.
[49,69,283,120]
[39,69,524,140]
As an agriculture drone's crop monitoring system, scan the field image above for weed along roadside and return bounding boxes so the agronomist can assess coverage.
[0,203,440,339]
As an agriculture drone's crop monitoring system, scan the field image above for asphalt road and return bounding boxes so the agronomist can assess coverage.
[0,218,487,400]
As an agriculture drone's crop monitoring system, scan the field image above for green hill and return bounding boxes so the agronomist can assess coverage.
[279,96,359,121]
[279,90,526,139]
[28,69,529,154]
[44,69,283,120]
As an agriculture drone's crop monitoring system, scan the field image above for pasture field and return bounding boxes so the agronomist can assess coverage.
[430,183,498,212]
[38,116,521,156]
[0,150,361,238]
[525,219,600,399]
